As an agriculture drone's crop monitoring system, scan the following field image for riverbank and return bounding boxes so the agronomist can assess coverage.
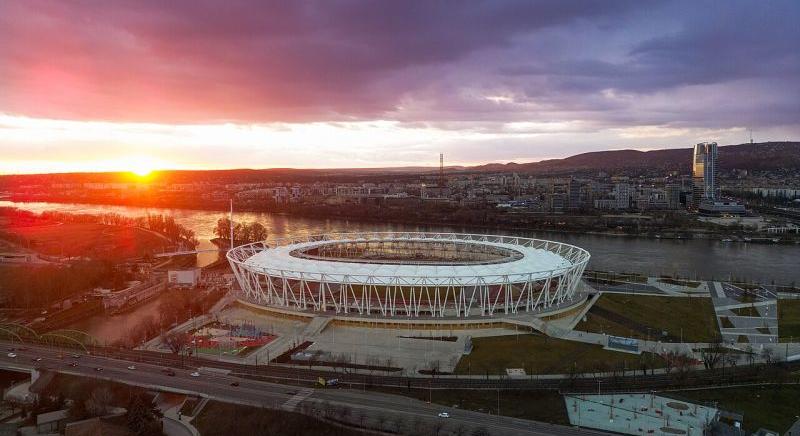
[6,196,796,244]
[3,199,798,286]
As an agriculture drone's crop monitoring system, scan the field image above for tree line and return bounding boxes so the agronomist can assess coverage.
[213,217,268,244]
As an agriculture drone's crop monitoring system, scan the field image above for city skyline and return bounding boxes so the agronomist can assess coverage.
[2,1,799,174]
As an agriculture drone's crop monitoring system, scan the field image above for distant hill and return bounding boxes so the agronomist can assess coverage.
[471,142,800,174]
[1,142,796,186]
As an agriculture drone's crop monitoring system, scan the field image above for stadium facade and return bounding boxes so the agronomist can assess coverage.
[227,232,590,322]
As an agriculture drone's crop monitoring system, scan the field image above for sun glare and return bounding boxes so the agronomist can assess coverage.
[131,167,152,177]
[125,156,161,178]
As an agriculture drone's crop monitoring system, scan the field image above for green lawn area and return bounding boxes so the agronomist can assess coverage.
[676,384,800,433]
[778,300,800,340]
[719,316,734,328]
[575,294,719,342]
[730,305,760,317]
[194,401,364,436]
[455,334,665,375]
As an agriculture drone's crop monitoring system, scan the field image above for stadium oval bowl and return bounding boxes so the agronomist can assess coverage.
[227,232,590,323]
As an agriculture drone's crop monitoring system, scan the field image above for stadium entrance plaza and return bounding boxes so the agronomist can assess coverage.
[216,304,520,374]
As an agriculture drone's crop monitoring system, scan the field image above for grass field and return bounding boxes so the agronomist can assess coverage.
[0,217,168,260]
[575,294,719,342]
[778,300,800,340]
[454,334,665,375]
[730,305,760,317]
[193,400,363,436]
[676,384,800,433]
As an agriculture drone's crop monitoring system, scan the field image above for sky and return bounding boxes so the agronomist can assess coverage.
[1,0,798,174]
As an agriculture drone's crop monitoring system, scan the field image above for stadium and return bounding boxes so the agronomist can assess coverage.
[227,232,590,323]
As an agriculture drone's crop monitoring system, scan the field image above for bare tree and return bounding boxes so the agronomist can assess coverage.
[673,352,694,382]
[745,345,755,366]
[358,410,368,428]
[85,386,113,417]
[661,351,677,374]
[471,426,491,436]
[164,332,189,367]
[700,341,724,370]
[391,415,405,434]
[761,347,774,365]
[725,352,738,369]
[412,417,428,435]
[431,419,446,436]
[339,405,352,423]
[430,359,441,378]
[376,413,388,431]
[321,401,335,420]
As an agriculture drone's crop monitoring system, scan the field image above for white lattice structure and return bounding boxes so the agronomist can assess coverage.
[227,232,590,319]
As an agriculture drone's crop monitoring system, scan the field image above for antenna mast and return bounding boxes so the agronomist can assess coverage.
[439,153,444,188]
[229,199,234,250]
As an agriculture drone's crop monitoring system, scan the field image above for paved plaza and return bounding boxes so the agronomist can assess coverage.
[710,282,779,344]
[565,393,720,435]
[213,304,512,374]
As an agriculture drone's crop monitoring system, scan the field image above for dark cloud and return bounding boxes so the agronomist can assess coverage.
[0,0,797,131]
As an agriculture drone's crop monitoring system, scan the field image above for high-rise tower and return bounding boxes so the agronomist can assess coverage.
[691,142,718,209]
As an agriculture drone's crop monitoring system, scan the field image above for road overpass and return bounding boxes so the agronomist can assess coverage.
[0,340,604,436]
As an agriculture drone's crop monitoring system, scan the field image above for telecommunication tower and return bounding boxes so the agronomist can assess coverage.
[439,153,444,188]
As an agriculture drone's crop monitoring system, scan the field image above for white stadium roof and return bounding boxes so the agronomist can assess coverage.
[242,236,575,284]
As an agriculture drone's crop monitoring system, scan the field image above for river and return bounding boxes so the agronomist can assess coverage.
[3,200,798,285]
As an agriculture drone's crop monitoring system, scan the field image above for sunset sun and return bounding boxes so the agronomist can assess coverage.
[126,156,160,178]
[131,167,152,177]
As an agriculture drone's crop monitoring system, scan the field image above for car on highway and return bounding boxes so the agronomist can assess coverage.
[31,357,42,362]
[71,354,80,358]
[190,371,200,377]
[127,365,136,370]
[437,412,450,418]
[94,367,103,372]
[68,362,78,367]
[7,353,17,358]
[230,381,239,387]
[164,370,176,376]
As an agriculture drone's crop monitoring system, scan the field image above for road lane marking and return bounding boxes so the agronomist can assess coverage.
[281,387,314,411]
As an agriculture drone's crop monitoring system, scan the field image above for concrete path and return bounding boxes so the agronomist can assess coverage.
[710,281,779,344]
[156,394,200,436]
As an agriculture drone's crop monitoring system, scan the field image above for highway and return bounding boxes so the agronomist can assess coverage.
[0,341,606,436]
[90,343,792,394]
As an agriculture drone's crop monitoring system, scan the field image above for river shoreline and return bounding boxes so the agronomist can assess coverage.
[2,197,795,245]
[2,199,798,286]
